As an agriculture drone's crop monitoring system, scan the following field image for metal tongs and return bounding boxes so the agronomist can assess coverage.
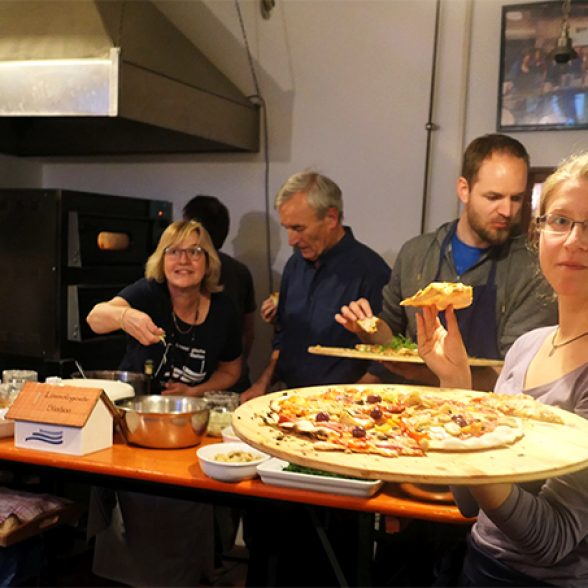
[154,331,171,379]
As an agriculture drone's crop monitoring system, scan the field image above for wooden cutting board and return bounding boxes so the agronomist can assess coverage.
[232,384,588,484]
[308,345,504,368]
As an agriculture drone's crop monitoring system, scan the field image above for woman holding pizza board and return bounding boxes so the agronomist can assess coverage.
[417,152,588,586]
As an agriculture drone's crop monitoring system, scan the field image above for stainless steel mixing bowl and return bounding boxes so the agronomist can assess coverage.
[116,395,210,449]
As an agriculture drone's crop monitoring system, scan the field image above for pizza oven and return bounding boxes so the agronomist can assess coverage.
[0,188,171,377]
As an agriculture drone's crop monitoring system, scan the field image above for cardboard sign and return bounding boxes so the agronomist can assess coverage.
[6,382,103,427]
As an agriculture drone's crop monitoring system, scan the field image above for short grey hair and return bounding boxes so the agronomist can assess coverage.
[275,171,343,220]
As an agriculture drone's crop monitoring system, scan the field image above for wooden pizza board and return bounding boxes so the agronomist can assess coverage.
[308,345,504,368]
[232,384,588,485]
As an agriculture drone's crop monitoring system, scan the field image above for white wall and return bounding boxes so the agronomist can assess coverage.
[12,0,588,380]
[0,154,41,187]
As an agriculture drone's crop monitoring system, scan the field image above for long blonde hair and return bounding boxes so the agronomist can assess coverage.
[539,152,588,216]
[528,152,588,247]
[145,220,222,294]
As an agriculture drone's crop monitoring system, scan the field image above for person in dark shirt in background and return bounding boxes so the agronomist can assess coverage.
[183,195,256,393]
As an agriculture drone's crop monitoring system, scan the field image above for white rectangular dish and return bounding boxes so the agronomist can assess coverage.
[257,458,383,497]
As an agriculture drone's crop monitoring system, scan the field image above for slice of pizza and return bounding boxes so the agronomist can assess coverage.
[400,282,473,310]
[474,393,564,424]
[356,334,418,356]
[357,316,380,334]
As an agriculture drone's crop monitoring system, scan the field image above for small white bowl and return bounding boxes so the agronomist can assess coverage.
[197,442,270,482]
[221,425,241,443]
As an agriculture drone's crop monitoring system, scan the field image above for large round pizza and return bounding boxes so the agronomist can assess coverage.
[232,384,588,484]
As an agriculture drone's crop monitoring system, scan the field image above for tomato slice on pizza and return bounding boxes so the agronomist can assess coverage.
[400,282,473,310]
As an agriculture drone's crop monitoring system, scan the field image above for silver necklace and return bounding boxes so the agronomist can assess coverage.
[549,328,588,357]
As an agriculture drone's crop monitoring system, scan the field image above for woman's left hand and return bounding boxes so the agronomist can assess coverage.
[161,381,202,397]
[416,305,471,389]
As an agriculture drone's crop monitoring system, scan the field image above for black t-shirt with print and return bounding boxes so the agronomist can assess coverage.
[117,278,242,391]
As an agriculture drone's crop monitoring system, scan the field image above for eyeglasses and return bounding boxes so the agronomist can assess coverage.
[536,213,588,236]
[164,246,205,260]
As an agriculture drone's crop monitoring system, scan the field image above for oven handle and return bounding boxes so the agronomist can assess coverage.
[67,211,82,268]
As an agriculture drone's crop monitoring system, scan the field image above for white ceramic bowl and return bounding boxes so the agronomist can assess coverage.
[221,425,241,443]
[197,442,270,482]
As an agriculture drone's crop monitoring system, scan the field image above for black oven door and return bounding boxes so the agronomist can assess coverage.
[67,284,130,342]
[68,211,156,267]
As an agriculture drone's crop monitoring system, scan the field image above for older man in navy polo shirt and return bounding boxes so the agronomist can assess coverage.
[240,170,390,586]
[241,170,390,401]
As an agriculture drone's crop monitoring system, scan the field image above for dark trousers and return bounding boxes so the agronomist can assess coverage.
[244,503,365,587]
[373,519,471,587]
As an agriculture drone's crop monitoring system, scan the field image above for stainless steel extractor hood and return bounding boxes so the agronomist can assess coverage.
[0,0,259,156]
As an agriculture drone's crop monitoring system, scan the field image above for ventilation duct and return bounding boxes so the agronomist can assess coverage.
[0,0,259,156]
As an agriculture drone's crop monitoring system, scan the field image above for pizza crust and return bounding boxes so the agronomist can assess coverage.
[400,282,473,310]
[426,422,524,451]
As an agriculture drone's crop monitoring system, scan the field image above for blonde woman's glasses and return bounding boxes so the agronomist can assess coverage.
[164,246,205,260]
[536,213,588,236]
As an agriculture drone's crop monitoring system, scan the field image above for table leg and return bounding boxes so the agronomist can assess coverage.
[306,507,375,587]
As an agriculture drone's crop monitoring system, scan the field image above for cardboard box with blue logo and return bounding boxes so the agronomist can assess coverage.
[6,382,114,455]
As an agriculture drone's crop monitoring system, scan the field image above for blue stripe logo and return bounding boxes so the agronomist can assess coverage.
[25,428,64,445]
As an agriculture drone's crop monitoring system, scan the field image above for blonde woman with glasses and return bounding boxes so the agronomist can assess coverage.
[417,152,588,586]
[88,219,242,397]
[86,220,242,586]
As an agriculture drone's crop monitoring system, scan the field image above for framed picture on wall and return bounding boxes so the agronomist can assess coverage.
[498,1,588,132]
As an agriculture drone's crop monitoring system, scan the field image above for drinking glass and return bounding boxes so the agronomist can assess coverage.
[204,391,239,436]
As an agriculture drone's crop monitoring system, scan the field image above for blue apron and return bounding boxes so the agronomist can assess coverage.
[434,226,501,360]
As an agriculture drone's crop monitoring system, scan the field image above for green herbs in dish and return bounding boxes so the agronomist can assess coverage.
[283,463,363,480]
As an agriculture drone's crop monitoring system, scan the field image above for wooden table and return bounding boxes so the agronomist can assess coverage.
[0,436,472,586]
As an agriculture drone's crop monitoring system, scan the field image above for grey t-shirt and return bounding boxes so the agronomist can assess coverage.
[455,326,588,586]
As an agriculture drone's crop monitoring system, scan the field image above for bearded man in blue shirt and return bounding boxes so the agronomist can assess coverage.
[241,170,390,400]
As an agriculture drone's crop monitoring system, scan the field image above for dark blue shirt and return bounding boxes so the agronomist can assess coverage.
[274,227,391,388]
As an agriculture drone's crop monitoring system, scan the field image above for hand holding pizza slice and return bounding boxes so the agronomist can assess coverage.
[417,304,471,390]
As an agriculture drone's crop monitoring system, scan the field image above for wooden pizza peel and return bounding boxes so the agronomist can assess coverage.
[233,384,588,485]
[307,345,504,368]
